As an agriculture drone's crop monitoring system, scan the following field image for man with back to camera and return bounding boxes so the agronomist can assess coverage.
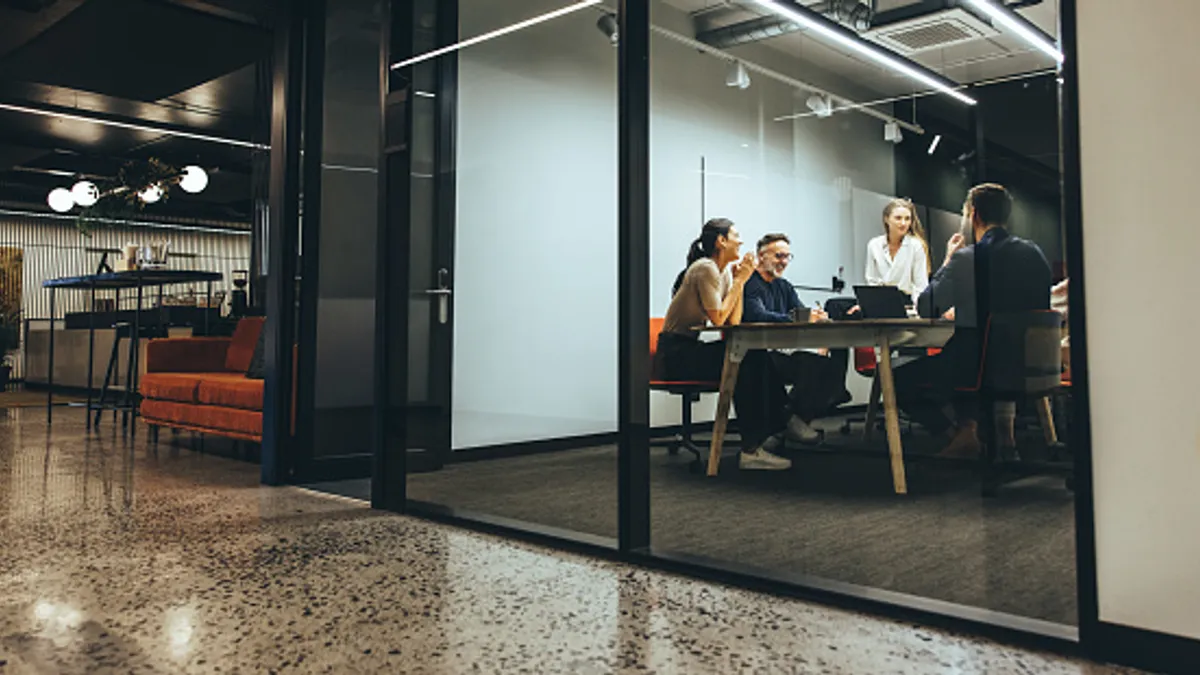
[895,183,1052,457]
[742,233,852,444]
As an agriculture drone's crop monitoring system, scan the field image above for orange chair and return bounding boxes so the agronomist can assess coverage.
[839,346,916,437]
[649,317,718,469]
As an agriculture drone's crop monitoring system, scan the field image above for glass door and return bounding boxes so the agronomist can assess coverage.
[380,0,455,479]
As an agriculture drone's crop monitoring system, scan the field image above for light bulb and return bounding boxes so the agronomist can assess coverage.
[71,181,99,207]
[47,187,75,213]
[179,165,208,193]
[139,184,163,204]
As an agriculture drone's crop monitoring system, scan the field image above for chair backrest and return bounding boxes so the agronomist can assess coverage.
[853,347,876,375]
[225,316,265,372]
[649,317,666,380]
[649,317,665,359]
[981,310,1063,395]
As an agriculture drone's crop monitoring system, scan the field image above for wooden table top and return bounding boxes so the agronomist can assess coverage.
[698,318,952,333]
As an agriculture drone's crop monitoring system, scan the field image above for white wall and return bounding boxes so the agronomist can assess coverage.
[453,0,901,447]
[1077,2,1200,640]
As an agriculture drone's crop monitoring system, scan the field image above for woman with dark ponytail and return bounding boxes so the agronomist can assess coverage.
[657,218,792,471]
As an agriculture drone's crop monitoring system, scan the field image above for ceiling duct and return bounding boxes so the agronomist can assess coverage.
[698,0,878,50]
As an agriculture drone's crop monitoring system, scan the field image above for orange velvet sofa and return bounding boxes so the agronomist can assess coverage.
[139,317,265,442]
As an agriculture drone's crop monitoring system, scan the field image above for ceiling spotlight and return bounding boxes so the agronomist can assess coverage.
[927,134,942,155]
[47,187,74,213]
[139,184,164,204]
[71,180,99,207]
[179,165,209,194]
[805,94,833,118]
[596,12,618,45]
[726,61,751,90]
[884,121,903,144]
[831,0,873,33]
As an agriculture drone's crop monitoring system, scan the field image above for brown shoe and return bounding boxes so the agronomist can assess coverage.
[938,422,981,459]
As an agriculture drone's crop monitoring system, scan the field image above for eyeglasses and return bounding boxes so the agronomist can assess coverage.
[771,252,794,262]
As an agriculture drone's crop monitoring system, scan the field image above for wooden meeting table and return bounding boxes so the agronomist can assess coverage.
[701,319,954,494]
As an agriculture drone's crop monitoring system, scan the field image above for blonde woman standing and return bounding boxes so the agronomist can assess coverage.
[865,198,932,301]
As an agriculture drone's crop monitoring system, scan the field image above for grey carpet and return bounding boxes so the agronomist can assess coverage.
[309,422,1077,627]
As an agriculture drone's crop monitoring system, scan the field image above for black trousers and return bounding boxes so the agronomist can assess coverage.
[657,334,789,450]
[770,349,849,422]
[893,343,978,435]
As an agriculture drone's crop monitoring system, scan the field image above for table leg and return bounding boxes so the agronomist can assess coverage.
[46,288,55,424]
[706,340,741,477]
[877,335,908,495]
[863,369,881,442]
[131,284,143,436]
[1036,396,1058,445]
[86,284,96,429]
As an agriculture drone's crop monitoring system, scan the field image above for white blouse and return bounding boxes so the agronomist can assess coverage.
[864,234,929,300]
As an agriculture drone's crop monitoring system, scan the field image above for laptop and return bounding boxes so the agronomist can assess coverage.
[853,285,911,319]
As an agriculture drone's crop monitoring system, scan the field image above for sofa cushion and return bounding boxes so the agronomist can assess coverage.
[141,399,263,438]
[245,328,265,379]
[140,373,205,403]
[224,317,265,373]
[197,373,264,411]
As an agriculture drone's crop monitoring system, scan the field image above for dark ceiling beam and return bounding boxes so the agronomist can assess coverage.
[157,0,271,28]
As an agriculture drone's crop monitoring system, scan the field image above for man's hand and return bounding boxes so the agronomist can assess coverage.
[944,233,966,266]
[810,307,829,323]
[846,305,861,316]
[732,253,756,284]
[942,307,956,321]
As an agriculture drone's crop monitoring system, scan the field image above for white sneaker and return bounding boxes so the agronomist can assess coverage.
[785,415,820,444]
[739,446,792,471]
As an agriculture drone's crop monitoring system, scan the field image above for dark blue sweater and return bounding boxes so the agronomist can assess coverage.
[743,271,806,323]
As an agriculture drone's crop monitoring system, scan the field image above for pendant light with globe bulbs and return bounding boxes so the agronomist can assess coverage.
[44,161,210,225]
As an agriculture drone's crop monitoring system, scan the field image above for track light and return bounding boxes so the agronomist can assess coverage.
[726,61,751,89]
[927,134,942,154]
[831,0,873,33]
[884,121,903,144]
[805,94,833,118]
[596,12,618,45]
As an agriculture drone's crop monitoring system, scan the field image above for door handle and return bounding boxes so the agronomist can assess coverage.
[426,268,451,324]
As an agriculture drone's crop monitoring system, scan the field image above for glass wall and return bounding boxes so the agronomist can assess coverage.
[385,0,619,540]
[368,0,1080,636]
[646,0,1075,628]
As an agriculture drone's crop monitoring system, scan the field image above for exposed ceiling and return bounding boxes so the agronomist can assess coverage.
[0,0,272,227]
[659,0,1061,179]
[668,0,1059,106]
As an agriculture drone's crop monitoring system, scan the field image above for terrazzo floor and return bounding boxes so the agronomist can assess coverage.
[0,407,1142,674]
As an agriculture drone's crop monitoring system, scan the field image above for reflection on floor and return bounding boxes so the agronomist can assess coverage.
[0,408,1124,674]
[320,416,1076,627]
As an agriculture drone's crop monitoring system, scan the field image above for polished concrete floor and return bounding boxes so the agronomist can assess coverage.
[0,408,1138,674]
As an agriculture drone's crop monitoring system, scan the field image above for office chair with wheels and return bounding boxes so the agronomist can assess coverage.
[648,317,720,472]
